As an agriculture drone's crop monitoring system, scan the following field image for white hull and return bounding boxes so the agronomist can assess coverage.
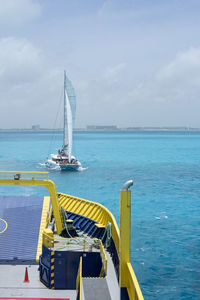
[60,162,81,171]
[45,154,81,171]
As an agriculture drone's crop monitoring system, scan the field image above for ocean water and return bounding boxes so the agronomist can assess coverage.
[0,130,200,299]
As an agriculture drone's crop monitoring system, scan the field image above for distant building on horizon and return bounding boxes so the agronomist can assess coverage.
[87,125,118,130]
[32,124,40,130]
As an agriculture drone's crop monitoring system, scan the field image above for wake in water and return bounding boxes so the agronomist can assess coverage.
[39,161,61,171]
[78,166,88,172]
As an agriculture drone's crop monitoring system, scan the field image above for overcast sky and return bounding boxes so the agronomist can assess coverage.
[0,0,200,128]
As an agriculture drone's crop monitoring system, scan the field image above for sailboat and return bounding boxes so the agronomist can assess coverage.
[46,71,81,171]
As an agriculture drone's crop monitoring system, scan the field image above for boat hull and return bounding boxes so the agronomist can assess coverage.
[45,157,81,171]
[59,162,81,171]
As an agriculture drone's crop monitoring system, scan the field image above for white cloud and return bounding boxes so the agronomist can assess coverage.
[104,63,126,81]
[0,37,61,128]
[76,47,200,128]
[0,36,200,128]
[157,47,200,81]
[75,63,128,127]
[0,37,43,86]
[0,0,41,25]
[97,1,112,16]
[130,47,200,104]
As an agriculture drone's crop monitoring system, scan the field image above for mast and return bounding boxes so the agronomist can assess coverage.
[63,70,68,151]
[63,71,73,162]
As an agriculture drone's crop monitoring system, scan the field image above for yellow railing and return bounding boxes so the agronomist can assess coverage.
[36,196,51,261]
[45,236,105,253]
[42,228,54,249]
[99,239,107,277]
[76,256,82,300]
[58,193,120,253]
[0,171,49,180]
[0,172,64,235]
[126,263,144,300]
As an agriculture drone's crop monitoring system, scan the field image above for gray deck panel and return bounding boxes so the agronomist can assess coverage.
[106,250,120,300]
[0,196,43,262]
[82,278,112,300]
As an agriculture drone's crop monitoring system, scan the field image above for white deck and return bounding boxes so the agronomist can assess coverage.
[0,250,120,300]
[0,264,76,299]
[105,251,120,300]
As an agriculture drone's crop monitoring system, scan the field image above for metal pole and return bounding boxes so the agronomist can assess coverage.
[120,180,133,288]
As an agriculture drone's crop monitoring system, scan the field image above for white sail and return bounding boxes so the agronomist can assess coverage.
[64,89,72,161]
[63,71,76,162]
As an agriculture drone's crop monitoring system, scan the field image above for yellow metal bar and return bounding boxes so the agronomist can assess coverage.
[36,196,50,261]
[120,190,131,287]
[120,184,144,300]
[76,256,82,299]
[0,171,48,174]
[126,263,144,300]
[0,175,63,235]
[50,237,100,244]
[43,228,54,248]
[0,171,48,180]
[99,240,107,277]
[83,239,85,251]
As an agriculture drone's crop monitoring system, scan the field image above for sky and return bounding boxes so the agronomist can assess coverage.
[0,0,200,129]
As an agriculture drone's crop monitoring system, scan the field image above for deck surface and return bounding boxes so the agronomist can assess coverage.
[0,196,43,263]
[0,265,75,299]
[0,196,120,300]
[83,278,111,300]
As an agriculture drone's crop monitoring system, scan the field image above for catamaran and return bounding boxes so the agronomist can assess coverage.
[46,71,81,171]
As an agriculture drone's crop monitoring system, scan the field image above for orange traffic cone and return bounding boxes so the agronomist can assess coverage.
[23,267,30,283]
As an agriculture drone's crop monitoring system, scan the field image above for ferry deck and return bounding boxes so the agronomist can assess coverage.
[0,171,144,300]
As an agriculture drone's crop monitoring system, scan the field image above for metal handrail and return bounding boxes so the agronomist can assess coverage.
[99,240,107,276]
[46,236,103,251]
[0,175,63,234]
[0,171,49,180]
[76,256,82,299]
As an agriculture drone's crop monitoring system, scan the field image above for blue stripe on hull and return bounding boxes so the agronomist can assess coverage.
[60,164,80,171]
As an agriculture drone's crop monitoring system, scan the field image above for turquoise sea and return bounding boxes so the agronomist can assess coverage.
[0,130,200,299]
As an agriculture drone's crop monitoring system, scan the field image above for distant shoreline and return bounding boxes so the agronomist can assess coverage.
[0,127,200,132]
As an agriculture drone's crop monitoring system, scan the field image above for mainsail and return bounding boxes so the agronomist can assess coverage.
[63,71,76,162]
